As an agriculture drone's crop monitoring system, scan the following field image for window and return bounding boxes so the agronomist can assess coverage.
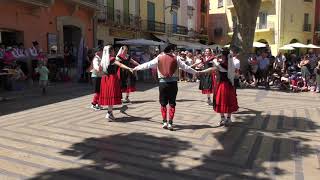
[258,11,268,29]
[307,39,311,44]
[214,28,223,37]
[187,6,194,17]
[218,0,223,8]
[172,0,180,7]
[304,13,309,24]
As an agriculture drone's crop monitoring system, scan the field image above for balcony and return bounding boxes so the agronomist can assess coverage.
[141,20,166,34]
[316,24,320,32]
[98,6,141,30]
[167,24,188,35]
[256,21,274,32]
[16,0,53,7]
[303,24,311,32]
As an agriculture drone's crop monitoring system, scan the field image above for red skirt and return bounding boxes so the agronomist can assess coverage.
[214,81,239,113]
[99,74,122,106]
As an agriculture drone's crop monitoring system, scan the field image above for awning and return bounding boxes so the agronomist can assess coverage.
[279,45,295,50]
[287,43,308,48]
[306,44,320,49]
[115,38,165,46]
[224,42,266,48]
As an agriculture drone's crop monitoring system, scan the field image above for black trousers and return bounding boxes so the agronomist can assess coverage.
[159,81,178,107]
[92,77,101,93]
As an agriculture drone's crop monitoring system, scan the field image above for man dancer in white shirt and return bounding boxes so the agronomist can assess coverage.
[134,44,197,131]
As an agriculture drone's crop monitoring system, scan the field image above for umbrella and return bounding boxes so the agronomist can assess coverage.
[306,44,320,49]
[224,42,266,48]
[287,43,308,48]
[253,42,267,48]
[116,38,165,46]
[279,45,295,50]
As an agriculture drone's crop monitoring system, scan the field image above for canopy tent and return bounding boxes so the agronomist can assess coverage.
[306,44,320,49]
[224,42,267,48]
[253,42,267,48]
[116,38,165,46]
[279,45,295,50]
[287,42,308,48]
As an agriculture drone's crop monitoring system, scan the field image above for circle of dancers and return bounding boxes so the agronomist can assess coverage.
[89,44,238,131]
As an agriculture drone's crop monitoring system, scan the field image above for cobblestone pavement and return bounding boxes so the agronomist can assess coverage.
[0,82,319,180]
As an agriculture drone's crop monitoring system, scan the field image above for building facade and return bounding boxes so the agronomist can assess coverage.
[209,0,316,54]
[0,0,96,53]
[314,0,320,45]
[96,0,141,45]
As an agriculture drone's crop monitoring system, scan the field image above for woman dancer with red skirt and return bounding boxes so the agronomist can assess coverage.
[196,48,215,105]
[116,46,140,103]
[100,45,133,121]
[200,49,238,126]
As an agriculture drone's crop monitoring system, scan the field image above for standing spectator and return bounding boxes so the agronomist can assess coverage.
[3,47,15,65]
[258,51,270,88]
[63,46,72,81]
[29,41,41,80]
[314,59,320,93]
[232,50,241,88]
[141,50,151,80]
[298,55,311,90]
[35,61,49,95]
[185,50,194,82]
[274,52,286,74]
[248,54,258,86]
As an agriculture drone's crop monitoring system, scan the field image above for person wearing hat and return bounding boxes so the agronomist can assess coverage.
[133,44,198,131]
[199,49,239,127]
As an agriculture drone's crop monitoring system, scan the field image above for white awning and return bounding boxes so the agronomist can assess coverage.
[279,45,295,50]
[287,43,308,48]
[306,44,320,49]
[116,38,165,46]
[253,42,267,48]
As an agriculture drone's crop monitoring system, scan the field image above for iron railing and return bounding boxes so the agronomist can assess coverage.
[141,20,166,33]
[167,24,188,35]
[16,0,53,7]
[303,24,311,32]
[97,5,141,29]
[256,21,274,30]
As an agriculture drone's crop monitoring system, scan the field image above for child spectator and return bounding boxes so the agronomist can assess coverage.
[35,62,49,95]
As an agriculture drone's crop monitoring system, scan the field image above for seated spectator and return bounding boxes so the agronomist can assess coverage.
[3,47,16,66]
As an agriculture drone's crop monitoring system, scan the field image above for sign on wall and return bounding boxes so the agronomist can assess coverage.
[47,33,57,54]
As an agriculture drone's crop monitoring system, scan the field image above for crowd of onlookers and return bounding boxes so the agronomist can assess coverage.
[172,47,320,93]
[1,41,320,94]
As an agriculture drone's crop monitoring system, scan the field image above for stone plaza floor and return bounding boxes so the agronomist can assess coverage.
[0,82,319,180]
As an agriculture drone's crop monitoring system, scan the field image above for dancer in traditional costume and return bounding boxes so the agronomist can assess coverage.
[116,46,140,103]
[100,45,133,121]
[133,44,197,130]
[90,46,103,110]
[193,48,215,104]
[200,49,239,126]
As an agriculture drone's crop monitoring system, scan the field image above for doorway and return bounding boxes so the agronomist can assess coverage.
[63,25,81,65]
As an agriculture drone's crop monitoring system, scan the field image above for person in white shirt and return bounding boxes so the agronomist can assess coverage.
[232,50,241,88]
[133,44,197,131]
[90,46,103,110]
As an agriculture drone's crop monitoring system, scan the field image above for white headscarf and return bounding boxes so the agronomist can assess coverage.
[116,46,124,57]
[227,53,235,86]
[101,45,111,73]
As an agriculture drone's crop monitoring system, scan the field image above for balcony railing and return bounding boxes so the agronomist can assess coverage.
[303,24,311,32]
[98,6,141,30]
[141,20,166,33]
[200,27,208,35]
[167,24,188,35]
[316,24,320,32]
[16,0,53,7]
[256,21,274,30]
